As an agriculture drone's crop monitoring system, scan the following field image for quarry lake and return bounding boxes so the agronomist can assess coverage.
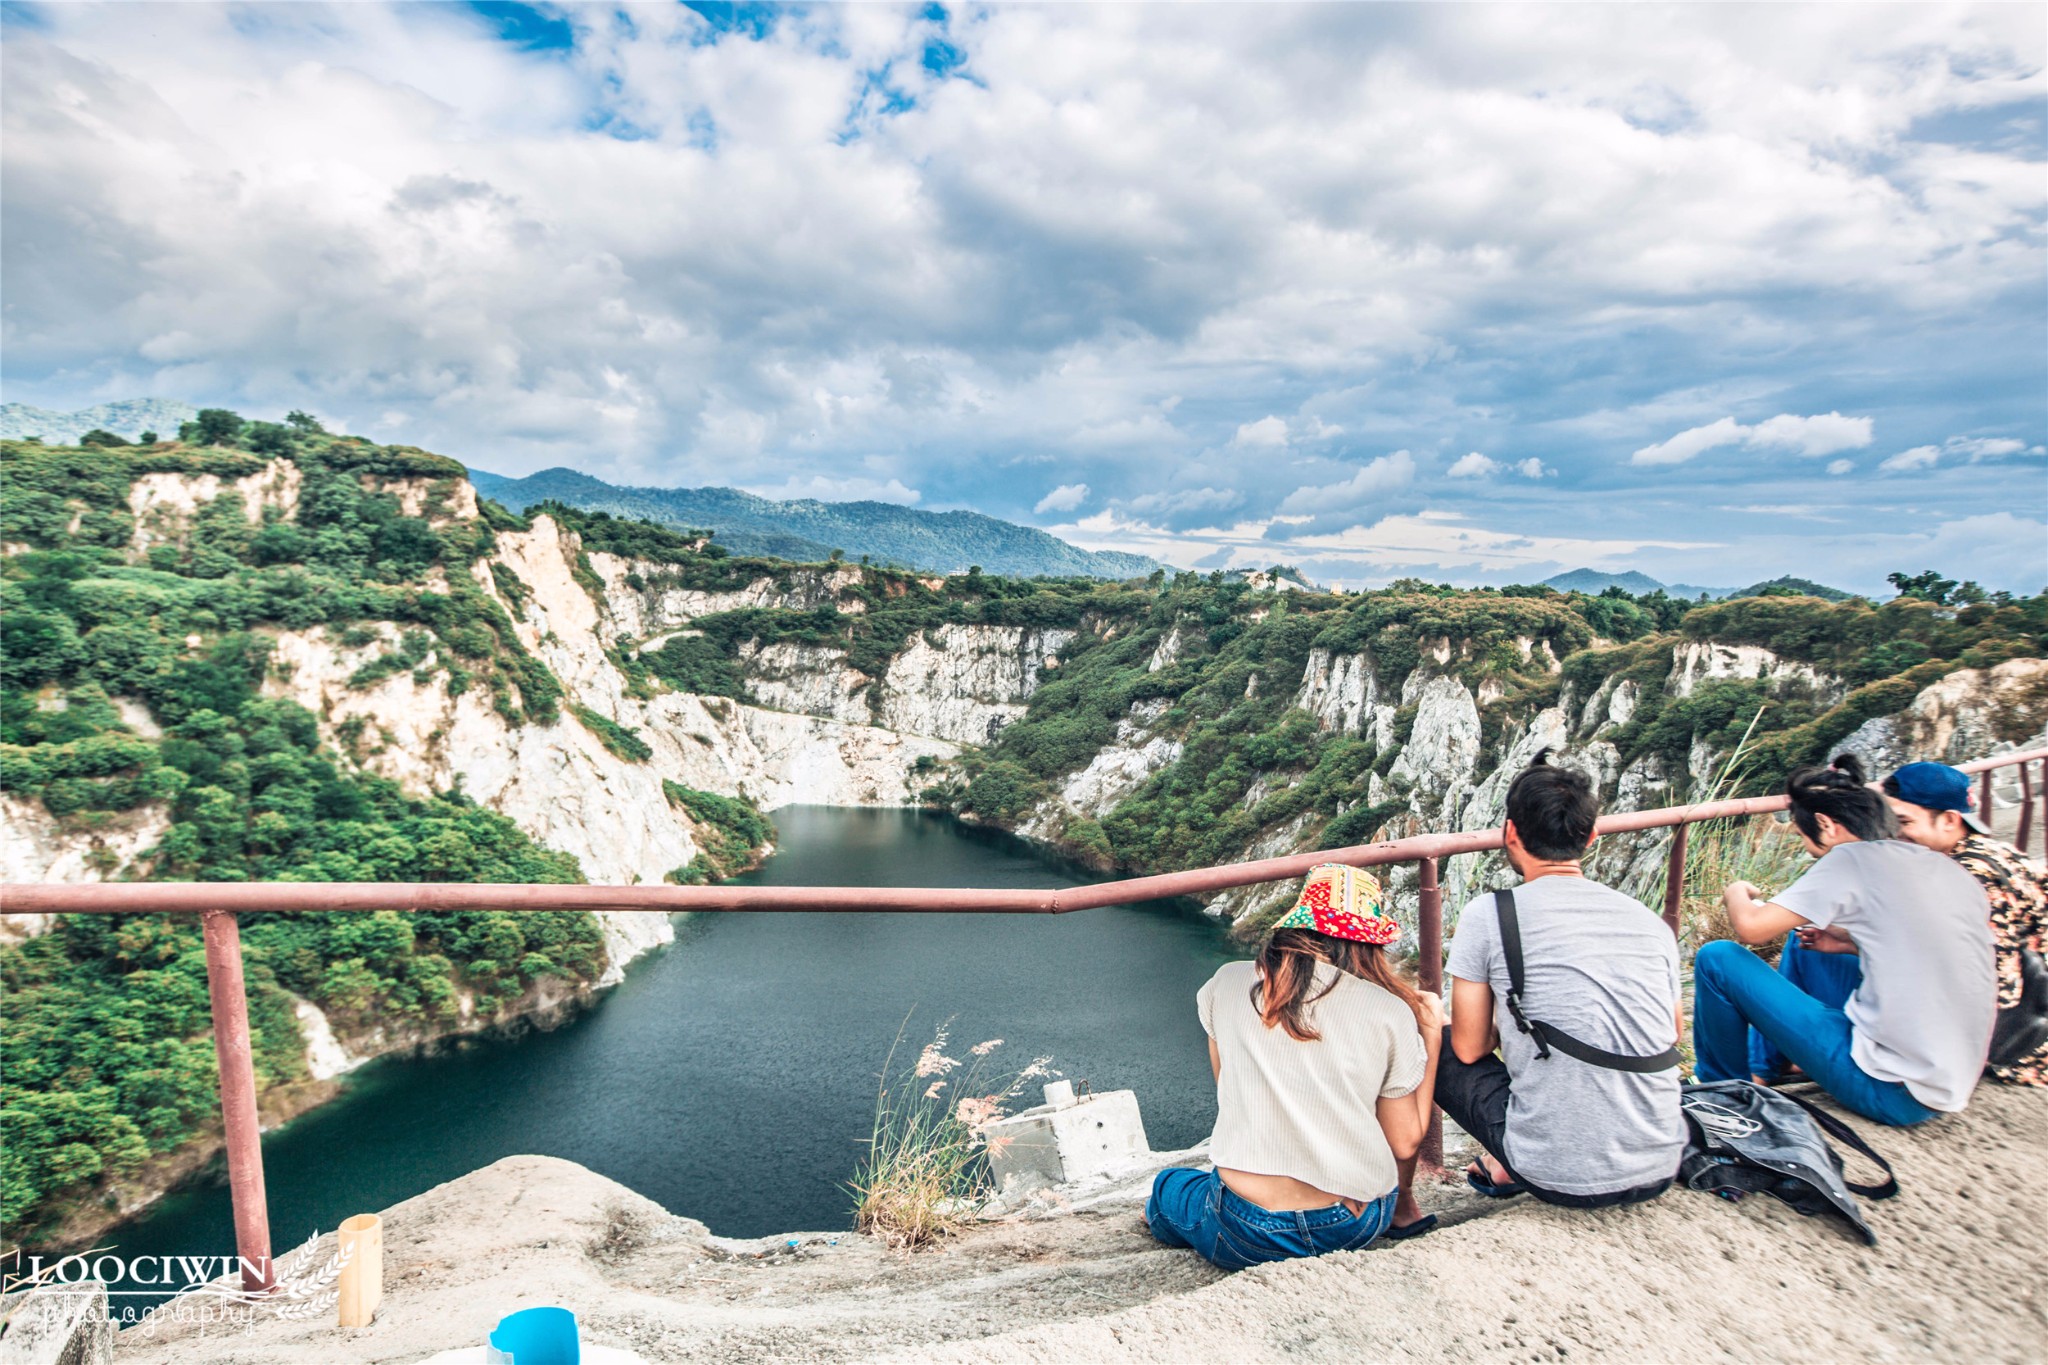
[104,807,1246,1309]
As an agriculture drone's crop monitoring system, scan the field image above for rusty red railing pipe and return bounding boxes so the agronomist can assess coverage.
[1661,823,1689,937]
[14,742,2044,919]
[1,744,2040,1290]
[201,910,275,1295]
[2018,760,2034,854]
[1415,857,1445,1170]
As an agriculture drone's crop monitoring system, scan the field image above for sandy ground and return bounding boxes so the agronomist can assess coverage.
[110,1084,2045,1365]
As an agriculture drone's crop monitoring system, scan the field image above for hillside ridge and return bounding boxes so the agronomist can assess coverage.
[470,465,1164,580]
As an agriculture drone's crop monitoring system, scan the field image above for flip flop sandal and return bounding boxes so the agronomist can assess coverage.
[1382,1214,1439,1241]
[1464,1165,1529,1198]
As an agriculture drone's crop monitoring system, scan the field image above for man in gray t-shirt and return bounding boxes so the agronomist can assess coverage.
[1420,753,1685,1209]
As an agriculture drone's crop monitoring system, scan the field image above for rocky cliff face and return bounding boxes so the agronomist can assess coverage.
[1022,628,2048,936]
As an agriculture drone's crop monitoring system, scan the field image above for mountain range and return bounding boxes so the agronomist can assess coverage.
[0,398,198,445]
[469,466,1164,580]
[1540,568,1852,601]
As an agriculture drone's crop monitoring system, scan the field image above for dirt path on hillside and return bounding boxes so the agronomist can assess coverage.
[113,1087,2045,1364]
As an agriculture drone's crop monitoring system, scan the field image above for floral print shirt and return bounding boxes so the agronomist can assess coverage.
[1953,833,2047,1087]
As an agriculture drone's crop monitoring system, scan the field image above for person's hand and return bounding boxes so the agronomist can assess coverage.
[1416,990,1446,1033]
[1723,880,1758,904]
[1798,924,1858,955]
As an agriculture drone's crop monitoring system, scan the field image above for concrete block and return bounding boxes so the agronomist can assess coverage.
[0,1282,114,1365]
[987,1087,1150,1193]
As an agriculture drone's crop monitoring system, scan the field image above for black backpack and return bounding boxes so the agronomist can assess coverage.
[1989,946,2048,1069]
[1678,1079,1899,1245]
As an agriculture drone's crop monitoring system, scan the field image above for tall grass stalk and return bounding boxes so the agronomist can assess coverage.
[849,1017,1054,1248]
[1631,707,1814,961]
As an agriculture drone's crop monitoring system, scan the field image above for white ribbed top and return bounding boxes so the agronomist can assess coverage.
[1198,959,1426,1203]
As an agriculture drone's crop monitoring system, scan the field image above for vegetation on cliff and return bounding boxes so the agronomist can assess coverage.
[2,426,622,1243]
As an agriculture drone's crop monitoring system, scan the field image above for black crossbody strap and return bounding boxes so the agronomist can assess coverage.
[1495,888,1545,1057]
[1495,888,1682,1074]
[1781,1091,1900,1200]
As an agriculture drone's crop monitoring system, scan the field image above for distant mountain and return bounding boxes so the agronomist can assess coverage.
[1539,568,1731,599]
[1539,567,1853,602]
[1726,575,1856,602]
[470,467,1164,580]
[0,398,198,445]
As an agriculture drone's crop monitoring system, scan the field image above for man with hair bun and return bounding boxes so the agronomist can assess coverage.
[1415,749,1685,1211]
[1695,754,1995,1125]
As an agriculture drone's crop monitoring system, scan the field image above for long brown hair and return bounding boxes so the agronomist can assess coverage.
[1252,927,1426,1042]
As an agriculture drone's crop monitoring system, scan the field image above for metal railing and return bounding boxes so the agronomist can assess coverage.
[5,746,2043,1291]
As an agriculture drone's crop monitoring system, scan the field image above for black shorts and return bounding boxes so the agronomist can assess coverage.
[1432,1025,1672,1210]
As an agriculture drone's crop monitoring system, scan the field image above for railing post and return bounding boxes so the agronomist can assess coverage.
[1416,856,1443,1170]
[1662,823,1688,938]
[1979,769,1994,836]
[2018,759,2034,854]
[201,909,275,1294]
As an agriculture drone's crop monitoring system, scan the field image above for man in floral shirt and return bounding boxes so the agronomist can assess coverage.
[1884,762,2047,1087]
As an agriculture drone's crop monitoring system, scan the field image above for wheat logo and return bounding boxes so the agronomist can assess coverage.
[184,1230,353,1320]
[9,1229,353,1325]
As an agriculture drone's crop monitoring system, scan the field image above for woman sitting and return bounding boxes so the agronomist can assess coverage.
[1693,754,1995,1126]
[1146,864,1442,1269]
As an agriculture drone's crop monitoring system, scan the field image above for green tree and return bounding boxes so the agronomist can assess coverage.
[182,408,245,447]
[1887,570,1959,605]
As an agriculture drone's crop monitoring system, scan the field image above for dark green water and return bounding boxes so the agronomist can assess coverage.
[97,807,1244,1314]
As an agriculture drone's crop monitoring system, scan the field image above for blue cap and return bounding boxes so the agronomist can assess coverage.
[1887,762,1990,832]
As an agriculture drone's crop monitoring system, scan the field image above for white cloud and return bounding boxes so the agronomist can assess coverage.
[1277,451,1417,513]
[1033,482,1089,514]
[1043,505,1712,590]
[1447,452,1550,480]
[1746,412,1874,457]
[1631,412,1874,466]
[1879,434,2034,472]
[1231,416,1291,448]
[1,1,2041,583]
[1123,486,1243,517]
[1827,459,1855,476]
[1879,445,1943,472]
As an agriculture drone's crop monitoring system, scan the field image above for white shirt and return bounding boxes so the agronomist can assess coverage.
[1773,839,1995,1111]
[1197,959,1425,1202]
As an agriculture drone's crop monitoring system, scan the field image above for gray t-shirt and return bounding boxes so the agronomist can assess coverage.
[1446,876,1684,1195]
[1772,839,1994,1112]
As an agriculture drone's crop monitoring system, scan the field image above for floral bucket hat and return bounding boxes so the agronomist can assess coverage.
[1273,863,1399,946]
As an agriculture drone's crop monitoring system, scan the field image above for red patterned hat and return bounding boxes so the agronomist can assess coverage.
[1273,863,1399,946]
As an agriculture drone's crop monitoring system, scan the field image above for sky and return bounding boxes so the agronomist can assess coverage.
[2,2,2044,595]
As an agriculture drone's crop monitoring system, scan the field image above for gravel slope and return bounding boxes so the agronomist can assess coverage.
[114,1087,2045,1364]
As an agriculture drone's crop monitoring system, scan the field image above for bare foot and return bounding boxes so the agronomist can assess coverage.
[1471,1152,1513,1186]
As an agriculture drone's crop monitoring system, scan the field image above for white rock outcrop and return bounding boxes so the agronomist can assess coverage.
[0,796,170,941]
[1295,648,1382,735]
[878,625,1074,744]
[1669,641,1844,708]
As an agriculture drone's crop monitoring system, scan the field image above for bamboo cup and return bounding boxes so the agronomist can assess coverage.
[337,1213,383,1328]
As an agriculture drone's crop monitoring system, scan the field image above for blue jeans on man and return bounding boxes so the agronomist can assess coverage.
[1145,1167,1395,1270]
[1745,932,1864,1081]
[1692,938,1936,1127]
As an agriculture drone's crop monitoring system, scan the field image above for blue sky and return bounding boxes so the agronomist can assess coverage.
[2,1,2043,593]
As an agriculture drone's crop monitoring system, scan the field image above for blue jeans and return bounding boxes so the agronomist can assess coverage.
[1693,939,1937,1127]
[1145,1167,1396,1270]
[1747,933,1864,1081]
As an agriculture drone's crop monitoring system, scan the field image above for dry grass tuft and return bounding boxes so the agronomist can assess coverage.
[850,1018,1055,1249]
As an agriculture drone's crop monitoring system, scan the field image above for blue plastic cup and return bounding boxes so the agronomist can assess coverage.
[486,1305,579,1365]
